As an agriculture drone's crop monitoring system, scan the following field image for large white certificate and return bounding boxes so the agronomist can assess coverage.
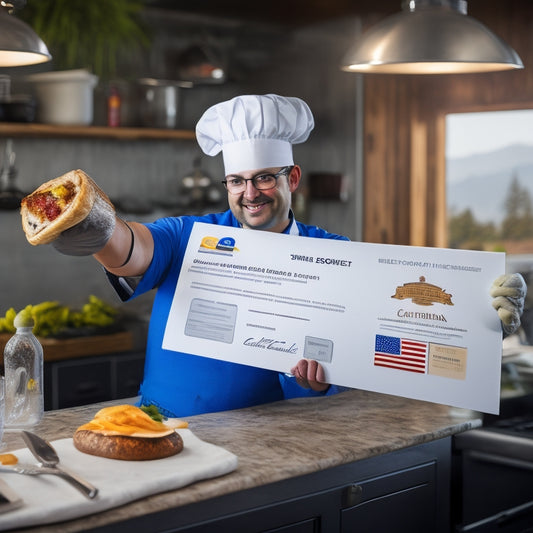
[163,222,505,414]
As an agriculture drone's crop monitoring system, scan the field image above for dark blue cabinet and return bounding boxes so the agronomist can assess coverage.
[87,438,450,533]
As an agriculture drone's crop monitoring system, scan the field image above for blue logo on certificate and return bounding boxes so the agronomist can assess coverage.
[199,236,239,256]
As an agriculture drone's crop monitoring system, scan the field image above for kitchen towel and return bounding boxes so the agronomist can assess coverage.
[0,429,238,530]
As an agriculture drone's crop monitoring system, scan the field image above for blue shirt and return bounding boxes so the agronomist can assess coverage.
[110,210,349,417]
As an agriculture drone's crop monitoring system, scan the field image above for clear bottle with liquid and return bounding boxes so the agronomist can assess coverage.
[3,310,43,428]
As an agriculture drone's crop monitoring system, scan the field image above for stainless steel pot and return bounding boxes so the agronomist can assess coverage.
[137,78,192,129]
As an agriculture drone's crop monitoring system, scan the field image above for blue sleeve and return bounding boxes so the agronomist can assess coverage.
[104,212,238,302]
[295,222,350,241]
[278,373,349,399]
[103,217,191,302]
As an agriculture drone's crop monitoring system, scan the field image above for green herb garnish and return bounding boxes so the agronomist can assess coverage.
[140,404,165,422]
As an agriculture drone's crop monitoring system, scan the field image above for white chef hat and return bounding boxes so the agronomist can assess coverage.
[195,94,314,175]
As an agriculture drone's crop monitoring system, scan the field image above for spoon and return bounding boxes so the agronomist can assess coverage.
[21,431,98,499]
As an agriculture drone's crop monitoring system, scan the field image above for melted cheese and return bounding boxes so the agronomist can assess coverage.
[50,183,75,209]
[77,405,188,438]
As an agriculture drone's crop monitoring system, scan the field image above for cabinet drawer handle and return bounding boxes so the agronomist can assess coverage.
[342,484,363,508]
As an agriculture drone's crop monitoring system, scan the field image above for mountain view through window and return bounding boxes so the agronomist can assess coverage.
[446,109,533,344]
[447,110,533,261]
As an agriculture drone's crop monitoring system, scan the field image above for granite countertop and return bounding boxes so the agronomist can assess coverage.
[2,389,481,532]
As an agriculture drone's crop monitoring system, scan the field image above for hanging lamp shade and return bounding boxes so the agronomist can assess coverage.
[0,5,51,67]
[341,0,523,74]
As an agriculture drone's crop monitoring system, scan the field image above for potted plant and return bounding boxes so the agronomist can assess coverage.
[18,0,150,125]
[19,0,149,80]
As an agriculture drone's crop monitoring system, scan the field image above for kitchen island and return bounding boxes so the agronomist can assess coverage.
[2,389,481,532]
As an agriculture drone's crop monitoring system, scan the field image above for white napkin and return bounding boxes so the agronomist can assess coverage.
[0,429,238,531]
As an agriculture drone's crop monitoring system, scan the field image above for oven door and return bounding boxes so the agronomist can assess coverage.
[453,429,533,532]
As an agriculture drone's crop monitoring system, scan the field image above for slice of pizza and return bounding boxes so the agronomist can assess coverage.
[20,169,112,245]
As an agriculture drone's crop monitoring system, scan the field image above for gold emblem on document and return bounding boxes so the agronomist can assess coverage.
[391,276,453,306]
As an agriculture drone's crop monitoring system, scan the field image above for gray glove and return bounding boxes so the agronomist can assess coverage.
[490,273,527,335]
[52,194,116,256]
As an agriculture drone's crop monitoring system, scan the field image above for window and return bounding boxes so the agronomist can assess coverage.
[446,109,533,344]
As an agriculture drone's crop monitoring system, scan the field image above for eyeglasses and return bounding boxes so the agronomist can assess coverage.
[221,166,293,194]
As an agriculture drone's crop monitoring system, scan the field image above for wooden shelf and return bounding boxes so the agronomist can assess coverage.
[0,122,197,141]
[0,330,134,363]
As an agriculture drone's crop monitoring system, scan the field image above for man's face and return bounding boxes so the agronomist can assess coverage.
[226,166,301,232]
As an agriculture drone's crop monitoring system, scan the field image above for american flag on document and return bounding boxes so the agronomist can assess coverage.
[374,334,428,374]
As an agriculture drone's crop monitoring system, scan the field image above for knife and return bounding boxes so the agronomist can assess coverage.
[21,431,98,499]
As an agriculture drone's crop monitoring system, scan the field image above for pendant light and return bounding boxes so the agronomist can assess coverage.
[0,1,51,67]
[341,0,523,74]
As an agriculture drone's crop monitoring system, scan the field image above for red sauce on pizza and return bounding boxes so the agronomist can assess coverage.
[24,182,76,222]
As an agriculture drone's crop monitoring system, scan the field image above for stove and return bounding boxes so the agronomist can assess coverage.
[487,414,533,438]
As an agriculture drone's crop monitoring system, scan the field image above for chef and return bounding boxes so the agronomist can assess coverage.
[47,94,526,418]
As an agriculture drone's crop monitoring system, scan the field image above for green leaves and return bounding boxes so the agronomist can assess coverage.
[19,0,150,79]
